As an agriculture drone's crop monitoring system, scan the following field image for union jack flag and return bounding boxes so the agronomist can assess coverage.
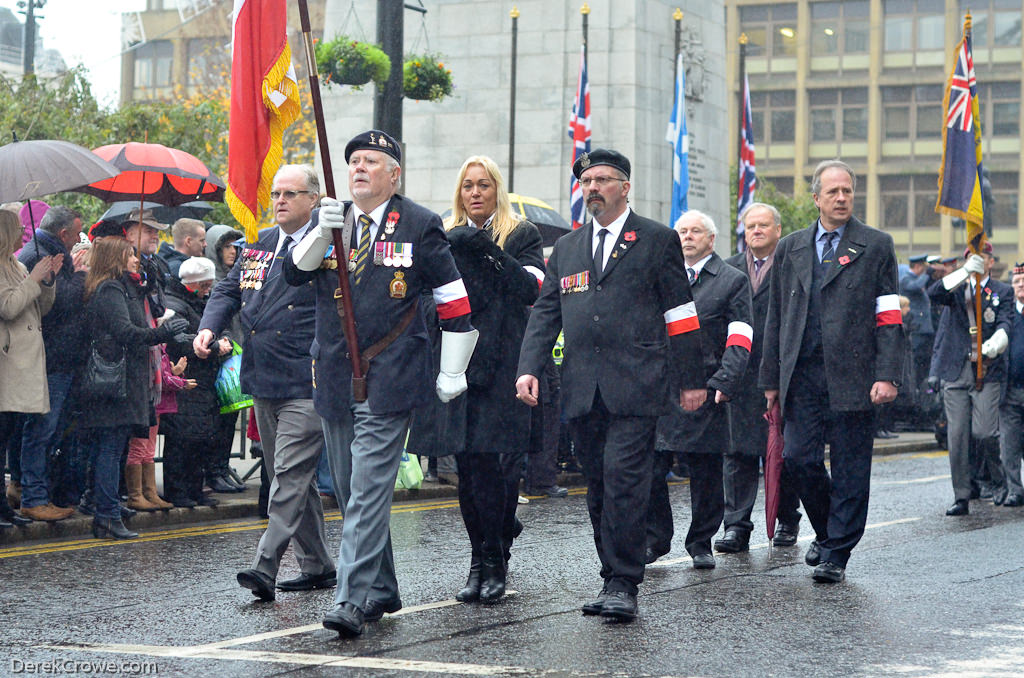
[936,21,985,242]
[736,73,756,252]
[567,46,591,230]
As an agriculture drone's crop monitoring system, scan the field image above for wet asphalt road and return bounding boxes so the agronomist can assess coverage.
[2,449,1024,678]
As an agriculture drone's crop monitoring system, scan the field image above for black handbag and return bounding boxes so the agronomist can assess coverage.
[82,341,127,400]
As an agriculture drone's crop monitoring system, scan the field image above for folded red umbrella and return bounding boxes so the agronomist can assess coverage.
[764,400,784,541]
[82,142,224,206]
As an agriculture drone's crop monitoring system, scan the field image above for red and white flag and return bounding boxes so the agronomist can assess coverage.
[226,0,300,241]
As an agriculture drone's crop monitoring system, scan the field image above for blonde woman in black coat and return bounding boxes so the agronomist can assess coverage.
[443,156,545,603]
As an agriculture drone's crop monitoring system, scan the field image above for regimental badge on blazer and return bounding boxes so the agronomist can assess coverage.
[560,271,589,295]
[389,271,407,299]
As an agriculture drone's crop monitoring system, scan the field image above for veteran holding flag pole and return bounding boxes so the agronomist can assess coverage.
[935,12,988,388]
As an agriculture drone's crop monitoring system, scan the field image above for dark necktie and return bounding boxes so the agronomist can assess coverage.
[753,258,764,277]
[594,228,609,274]
[355,214,373,284]
[271,235,293,275]
[821,232,837,265]
[687,267,697,285]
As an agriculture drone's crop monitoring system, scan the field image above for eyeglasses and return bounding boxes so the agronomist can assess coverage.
[270,190,313,200]
[578,176,624,188]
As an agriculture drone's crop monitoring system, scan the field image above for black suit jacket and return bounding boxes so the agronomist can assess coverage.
[725,251,771,455]
[200,224,318,400]
[518,210,704,419]
[928,275,1013,384]
[758,216,904,413]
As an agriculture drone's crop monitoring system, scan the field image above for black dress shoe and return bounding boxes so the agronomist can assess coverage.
[714,529,750,553]
[644,545,670,564]
[812,561,846,583]
[277,570,337,591]
[992,487,1009,506]
[207,475,240,493]
[196,494,220,507]
[363,597,402,622]
[946,499,969,516]
[599,591,638,622]
[773,522,799,547]
[237,569,276,601]
[692,553,716,569]
[582,586,609,616]
[323,602,364,637]
[479,553,507,604]
[168,496,197,508]
[1002,494,1024,507]
[92,517,138,540]
[805,541,822,566]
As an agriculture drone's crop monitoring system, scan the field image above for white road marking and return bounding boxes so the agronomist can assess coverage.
[192,592,518,650]
[647,517,921,567]
[876,474,950,485]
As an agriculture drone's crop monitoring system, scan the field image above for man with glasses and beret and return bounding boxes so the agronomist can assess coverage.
[196,164,335,603]
[285,130,477,638]
[516,148,706,622]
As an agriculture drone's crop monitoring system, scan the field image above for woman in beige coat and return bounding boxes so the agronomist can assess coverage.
[0,210,63,526]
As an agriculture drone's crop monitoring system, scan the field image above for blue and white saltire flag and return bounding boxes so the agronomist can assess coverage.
[567,45,591,230]
[666,52,689,228]
[736,73,756,252]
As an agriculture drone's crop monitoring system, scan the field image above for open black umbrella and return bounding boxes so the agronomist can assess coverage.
[0,139,120,203]
[99,200,214,225]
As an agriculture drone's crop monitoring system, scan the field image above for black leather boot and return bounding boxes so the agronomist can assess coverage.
[455,554,482,602]
[478,551,506,604]
[92,516,139,540]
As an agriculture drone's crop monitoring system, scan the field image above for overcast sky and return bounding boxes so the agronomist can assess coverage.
[0,0,146,107]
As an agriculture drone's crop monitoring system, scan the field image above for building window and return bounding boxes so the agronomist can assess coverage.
[977,82,1021,138]
[963,0,1022,49]
[988,171,1019,229]
[740,4,798,58]
[749,90,796,144]
[882,85,944,141]
[884,0,945,52]
[134,40,173,97]
[809,88,868,142]
[187,38,229,87]
[879,175,940,246]
[810,1,870,55]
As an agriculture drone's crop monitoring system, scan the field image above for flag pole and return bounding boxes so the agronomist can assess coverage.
[964,12,985,389]
[673,8,682,214]
[297,0,367,402]
[508,6,519,192]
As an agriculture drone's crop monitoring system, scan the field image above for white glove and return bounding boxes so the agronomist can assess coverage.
[436,329,479,403]
[319,196,345,230]
[981,328,1009,359]
[963,254,986,275]
[293,197,344,271]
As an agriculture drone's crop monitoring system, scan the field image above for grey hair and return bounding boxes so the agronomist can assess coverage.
[675,209,717,237]
[274,164,320,194]
[740,202,781,226]
[811,159,857,195]
[39,205,81,237]
[385,155,404,192]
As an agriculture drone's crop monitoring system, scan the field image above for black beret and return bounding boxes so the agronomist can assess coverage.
[908,254,928,263]
[344,129,402,164]
[572,148,631,180]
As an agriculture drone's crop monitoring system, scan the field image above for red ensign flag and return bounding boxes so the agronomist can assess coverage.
[226,0,300,241]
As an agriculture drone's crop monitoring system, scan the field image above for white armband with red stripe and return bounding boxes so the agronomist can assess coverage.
[875,294,902,326]
[665,301,699,336]
[524,265,544,289]
[725,321,753,351]
[434,278,471,319]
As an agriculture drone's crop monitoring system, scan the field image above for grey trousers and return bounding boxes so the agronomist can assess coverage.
[322,402,411,610]
[251,398,333,579]
[999,386,1024,497]
[943,361,1001,501]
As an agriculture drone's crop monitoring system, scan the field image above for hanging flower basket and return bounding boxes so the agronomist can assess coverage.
[403,54,453,102]
[315,35,391,89]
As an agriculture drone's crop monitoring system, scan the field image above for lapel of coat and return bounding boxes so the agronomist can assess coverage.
[822,217,868,289]
[596,212,639,283]
[789,225,815,293]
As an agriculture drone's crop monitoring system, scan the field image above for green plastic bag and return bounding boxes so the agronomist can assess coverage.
[395,442,423,490]
[215,340,254,414]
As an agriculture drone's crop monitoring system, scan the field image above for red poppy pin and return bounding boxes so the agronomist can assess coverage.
[624,231,636,242]
[384,210,399,235]
[838,255,850,265]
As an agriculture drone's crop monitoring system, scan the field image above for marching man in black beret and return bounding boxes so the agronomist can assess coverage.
[516,149,705,622]
[284,130,477,637]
